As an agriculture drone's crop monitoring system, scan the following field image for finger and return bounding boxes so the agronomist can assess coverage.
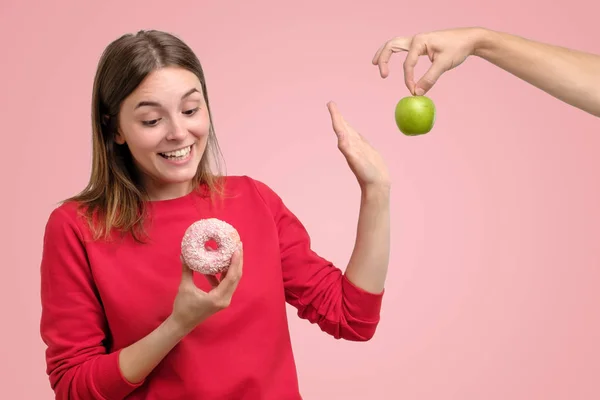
[218,241,242,281]
[213,247,244,298]
[414,58,449,95]
[180,255,194,283]
[376,45,396,78]
[403,40,427,95]
[374,37,411,78]
[371,43,385,65]
[326,101,346,141]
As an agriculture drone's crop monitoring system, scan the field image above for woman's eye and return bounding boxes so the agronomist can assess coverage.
[183,107,200,116]
[142,119,160,127]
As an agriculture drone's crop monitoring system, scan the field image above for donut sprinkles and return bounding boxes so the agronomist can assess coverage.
[181,218,241,275]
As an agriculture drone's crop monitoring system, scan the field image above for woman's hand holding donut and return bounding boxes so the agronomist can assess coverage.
[115,238,243,385]
[327,101,390,191]
[169,247,243,335]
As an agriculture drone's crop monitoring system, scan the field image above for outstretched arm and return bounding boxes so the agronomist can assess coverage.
[373,27,600,117]
[476,29,600,117]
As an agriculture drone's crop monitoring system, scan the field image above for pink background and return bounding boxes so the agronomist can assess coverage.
[2,0,600,398]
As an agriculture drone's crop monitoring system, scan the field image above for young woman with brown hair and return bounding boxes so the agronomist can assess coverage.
[40,30,391,399]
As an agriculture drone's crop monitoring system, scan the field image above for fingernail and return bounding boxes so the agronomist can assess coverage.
[415,88,425,96]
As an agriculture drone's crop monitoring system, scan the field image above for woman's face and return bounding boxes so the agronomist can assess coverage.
[116,66,211,200]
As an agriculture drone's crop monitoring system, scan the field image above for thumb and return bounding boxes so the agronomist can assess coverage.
[212,248,243,298]
[414,59,448,95]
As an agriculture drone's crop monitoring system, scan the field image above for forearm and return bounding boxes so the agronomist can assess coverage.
[344,184,390,293]
[474,28,600,117]
[118,315,188,384]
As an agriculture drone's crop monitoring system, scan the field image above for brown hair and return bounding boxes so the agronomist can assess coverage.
[66,30,225,242]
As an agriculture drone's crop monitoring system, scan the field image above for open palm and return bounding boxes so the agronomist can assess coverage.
[327,101,390,189]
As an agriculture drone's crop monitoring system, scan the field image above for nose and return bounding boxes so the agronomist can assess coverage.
[165,116,187,141]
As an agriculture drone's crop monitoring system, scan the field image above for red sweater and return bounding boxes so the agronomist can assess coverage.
[40,175,384,399]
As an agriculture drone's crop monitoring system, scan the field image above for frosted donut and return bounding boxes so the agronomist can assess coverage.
[181,218,241,275]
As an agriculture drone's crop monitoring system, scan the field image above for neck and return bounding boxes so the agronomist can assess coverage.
[143,179,194,201]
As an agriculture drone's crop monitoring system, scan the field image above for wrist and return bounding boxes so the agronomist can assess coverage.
[472,27,500,59]
[360,182,391,202]
[164,314,193,341]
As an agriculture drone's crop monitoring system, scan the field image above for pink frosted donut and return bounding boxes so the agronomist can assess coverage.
[181,218,241,275]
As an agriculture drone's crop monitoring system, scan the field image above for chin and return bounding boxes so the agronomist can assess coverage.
[160,162,201,183]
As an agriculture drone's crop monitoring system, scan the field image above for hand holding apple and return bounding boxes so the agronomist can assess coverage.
[372,28,479,96]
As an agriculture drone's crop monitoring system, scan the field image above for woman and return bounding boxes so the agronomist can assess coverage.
[40,30,391,399]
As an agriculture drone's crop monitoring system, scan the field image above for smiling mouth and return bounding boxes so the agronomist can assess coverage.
[159,145,192,160]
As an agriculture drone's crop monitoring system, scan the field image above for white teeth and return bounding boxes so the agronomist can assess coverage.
[161,145,191,158]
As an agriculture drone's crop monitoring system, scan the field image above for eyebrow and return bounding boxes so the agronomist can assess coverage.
[134,88,200,110]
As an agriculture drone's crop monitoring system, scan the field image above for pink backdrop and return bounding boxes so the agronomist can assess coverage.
[2,0,600,398]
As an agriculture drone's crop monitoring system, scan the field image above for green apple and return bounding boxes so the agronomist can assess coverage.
[394,95,436,136]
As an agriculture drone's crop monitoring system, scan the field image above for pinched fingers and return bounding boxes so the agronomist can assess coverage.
[414,58,450,95]
[373,35,448,95]
[403,37,429,94]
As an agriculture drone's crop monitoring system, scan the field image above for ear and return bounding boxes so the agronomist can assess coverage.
[103,114,126,145]
[114,129,126,145]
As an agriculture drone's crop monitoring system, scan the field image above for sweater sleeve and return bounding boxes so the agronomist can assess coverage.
[39,206,144,399]
[251,179,384,341]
